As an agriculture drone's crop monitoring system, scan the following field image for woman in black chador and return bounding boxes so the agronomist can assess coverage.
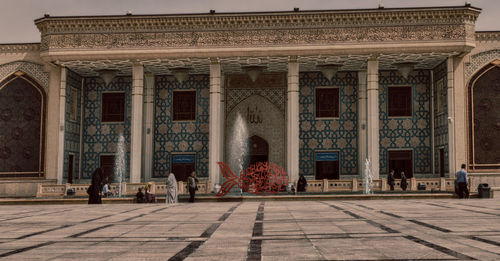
[87,168,103,204]
[297,174,308,192]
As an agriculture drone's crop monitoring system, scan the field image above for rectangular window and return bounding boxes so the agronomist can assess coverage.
[388,150,413,178]
[388,86,412,117]
[315,88,339,118]
[315,152,340,180]
[171,154,195,182]
[102,92,125,122]
[173,91,196,121]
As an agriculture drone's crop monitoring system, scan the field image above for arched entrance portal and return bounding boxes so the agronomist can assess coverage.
[0,71,46,178]
[468,62,500,171]
[248,135,269,166]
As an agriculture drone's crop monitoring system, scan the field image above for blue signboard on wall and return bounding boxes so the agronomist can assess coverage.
[172,154,195,164]
[316,152,339,161]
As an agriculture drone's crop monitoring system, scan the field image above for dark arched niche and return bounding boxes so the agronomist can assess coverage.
[0,71,46,177]
[468,62,500,171]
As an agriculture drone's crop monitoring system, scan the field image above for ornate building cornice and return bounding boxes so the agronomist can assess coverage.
[0,43,40,53]
[34,7,480,58]
[475,31,500,41]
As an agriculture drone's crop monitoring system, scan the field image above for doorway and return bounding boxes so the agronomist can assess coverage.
[388,150,413,178]
[100,155,115,182]
[171,154,195,182]
[67,154,74,184]
[439,148,445,177]
[248,135,269,166]
[315,152,340,180]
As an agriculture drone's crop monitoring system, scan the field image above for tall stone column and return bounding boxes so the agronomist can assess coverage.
[357,71,368,177]
[367,59,380,179]
[130,63,144,183]
[44,64,61,182]
[56,66,67,184]
[446,56,465,178]
[142,73,155,181]
[209,60,222,191]
[287,58,300,183]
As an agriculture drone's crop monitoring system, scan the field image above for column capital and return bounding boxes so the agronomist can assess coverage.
[288,55,298,63]
[210,57,220,64]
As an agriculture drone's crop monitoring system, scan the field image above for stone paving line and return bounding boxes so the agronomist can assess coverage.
[0,199,498,260]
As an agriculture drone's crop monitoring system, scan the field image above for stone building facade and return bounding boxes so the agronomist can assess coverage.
[0,4,499,196]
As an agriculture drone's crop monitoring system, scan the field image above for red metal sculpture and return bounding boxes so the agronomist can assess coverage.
[216,161,288,196]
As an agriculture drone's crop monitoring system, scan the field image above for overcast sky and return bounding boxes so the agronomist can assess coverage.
[0,0,498,43]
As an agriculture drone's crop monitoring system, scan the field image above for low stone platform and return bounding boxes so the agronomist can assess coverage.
[0,192,463,205]
[0,198,499,260]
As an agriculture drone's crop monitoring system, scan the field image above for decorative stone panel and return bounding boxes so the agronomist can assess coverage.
[299,72,358,178]
[465,49,500,80]
[153,75,209,178]
[225,94,285,175]
[81,77,131,179]
[0,61,48,90]
[378,70,432,177]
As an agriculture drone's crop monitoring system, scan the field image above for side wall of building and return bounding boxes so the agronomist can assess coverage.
[63,70,82,181]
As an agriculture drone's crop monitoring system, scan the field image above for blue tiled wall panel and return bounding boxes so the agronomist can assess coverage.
[63,70,82,181]
[299,72,358,178]
[153,75,209,178]
[81,77,132,179]
[378,70,432,177]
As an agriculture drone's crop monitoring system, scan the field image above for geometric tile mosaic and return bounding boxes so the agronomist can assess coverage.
[63,70,83,181]
[432,62,449,176]
[299,71,358,178]
[0,61,49,90]
[153,75,209,179]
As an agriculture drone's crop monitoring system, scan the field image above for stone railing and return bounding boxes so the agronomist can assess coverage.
[36,180,211,198]
[297,177,456,193]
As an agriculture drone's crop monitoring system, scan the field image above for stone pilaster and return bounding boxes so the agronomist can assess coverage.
[209,61,222,191]
[56,67,66,184]
[367,59,380,179]
[44,64,61,181]
[142,73,154,181]
[287,59,300,183]
[357,71,368,178]
[130,63,144,183]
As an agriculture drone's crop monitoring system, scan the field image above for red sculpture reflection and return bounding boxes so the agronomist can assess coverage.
[216,161,288,196]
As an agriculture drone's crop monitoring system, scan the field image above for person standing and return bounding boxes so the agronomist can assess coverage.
[187,171,199,203]
[400,172,408,191]
[297,174,307,192]
[87,168,103,204]
[456,164,469,199]
[166,173,178,204]
[387,170,395,191]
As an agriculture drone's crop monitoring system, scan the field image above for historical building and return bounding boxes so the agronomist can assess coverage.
[0,4,499,196]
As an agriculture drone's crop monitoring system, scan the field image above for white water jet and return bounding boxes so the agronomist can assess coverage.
[114,132,126,197]
[363,158,374,194]
[228,112,248,187]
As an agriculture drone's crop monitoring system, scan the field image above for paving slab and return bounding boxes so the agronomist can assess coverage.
[0,199,499,260]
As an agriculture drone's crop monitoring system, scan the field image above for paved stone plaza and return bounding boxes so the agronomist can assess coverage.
[0,199,499,260]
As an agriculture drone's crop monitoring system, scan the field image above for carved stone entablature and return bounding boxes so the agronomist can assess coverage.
[36,7,479,54]
[0,43,40,53]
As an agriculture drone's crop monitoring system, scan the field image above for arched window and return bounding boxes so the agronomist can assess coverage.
[0,71,46,178]
[467,62,500,171]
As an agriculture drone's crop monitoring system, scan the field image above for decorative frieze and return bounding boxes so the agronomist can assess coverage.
[40,25,469,51]
[36,7,479,52]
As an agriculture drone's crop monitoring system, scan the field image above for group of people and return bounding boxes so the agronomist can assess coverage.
[387,170,408,191]
[134,171,199,204]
